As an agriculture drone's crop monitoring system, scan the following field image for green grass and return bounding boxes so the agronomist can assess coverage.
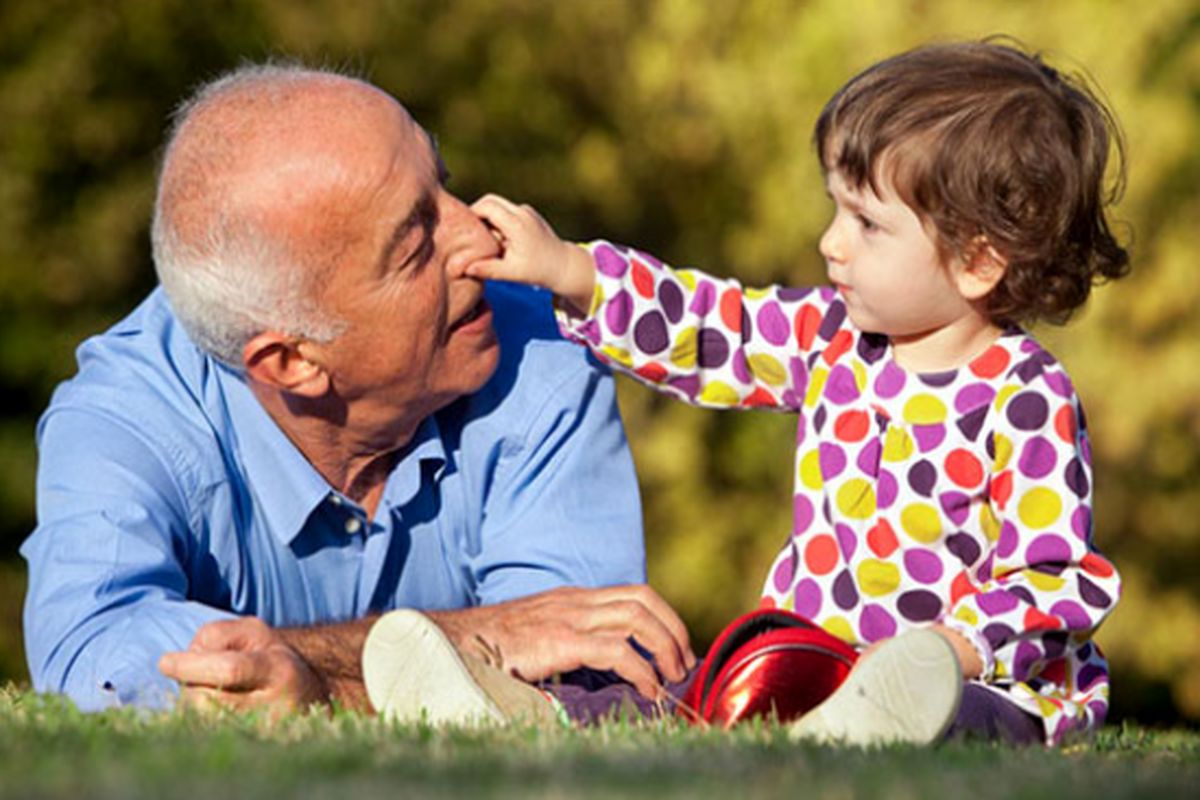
[0,686,1197,800]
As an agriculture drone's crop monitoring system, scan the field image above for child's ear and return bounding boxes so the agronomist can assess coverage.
[954,236,1008,301]
[242,332,331,398]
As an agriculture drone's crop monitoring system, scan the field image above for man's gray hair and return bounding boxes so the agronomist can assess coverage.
[151,63,349,367]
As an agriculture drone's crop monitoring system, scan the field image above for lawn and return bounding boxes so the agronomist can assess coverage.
[0,686,1196,800]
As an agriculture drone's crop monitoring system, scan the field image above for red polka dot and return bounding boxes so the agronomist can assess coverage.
[759,595,777,609]
[867,520,899,558]
[743,387,778,408]
[1041,658,1067,684]
[1024,607,1063,632]
[822,329,853,365]
[945,449,984,489]
[631,259,655,299]
[795,304,822,350]
[719,289,743,333]
[635,362,668,382]
[990,470,1013,509]
[950,570,979,605]
[969,345,1010,379]
[804,534,839,575]
[1054,404,1077,445]
[1081,552,1115,578]
[834,410,870,442]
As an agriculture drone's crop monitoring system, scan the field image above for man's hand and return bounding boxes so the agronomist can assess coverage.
[428,584,695,700]
[158,617,328,716]
[468,194,597,315]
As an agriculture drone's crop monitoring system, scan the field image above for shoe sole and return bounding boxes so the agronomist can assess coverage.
[788,628,963,746]
[362,609,558,728]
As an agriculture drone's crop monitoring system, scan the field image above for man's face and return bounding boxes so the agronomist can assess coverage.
[287,85,502,440]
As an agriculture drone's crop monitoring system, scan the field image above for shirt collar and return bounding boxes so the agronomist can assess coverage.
[381,413,448,511]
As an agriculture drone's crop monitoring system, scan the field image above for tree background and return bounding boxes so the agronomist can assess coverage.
[0,0,1196,726]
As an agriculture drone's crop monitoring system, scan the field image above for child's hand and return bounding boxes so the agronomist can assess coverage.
[469,194,596,315]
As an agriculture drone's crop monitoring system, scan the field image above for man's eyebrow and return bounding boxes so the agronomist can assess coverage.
[377,190,436,274]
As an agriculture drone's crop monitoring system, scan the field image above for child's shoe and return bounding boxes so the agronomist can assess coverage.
[362,609,562,728]
[787,628,962,746]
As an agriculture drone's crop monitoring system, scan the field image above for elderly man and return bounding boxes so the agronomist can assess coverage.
[21,64,692,717]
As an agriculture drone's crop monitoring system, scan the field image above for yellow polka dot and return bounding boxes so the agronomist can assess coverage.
[699,381,740,406]
[670,327,697,369]
[953,606,979,626]
[805,367,828,408]
[779,594,795,612]
[900,503,943,544]
[852,361,868,392]
[1024,568,1066,592]
[980,504,1001,543]
[836,478,877,519]
[903,394,946,425]
[1035,696,1059,718]
[588,284,606,317]
[993,433,1013,472]
[822,616,856,644]
[1018,487,1062,529]
[857,559,901,597]
[994,384,1019,412]
[599,345,632,367]
[675,269,698,291]
[745,286,771,300]
[799,449,824,490]
[994,660,1009,678]
[882,426,914,462]
[748,353,787,386]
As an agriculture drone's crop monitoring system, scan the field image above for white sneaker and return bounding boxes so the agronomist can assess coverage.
[788,628,963,746]
[362,609,561,728]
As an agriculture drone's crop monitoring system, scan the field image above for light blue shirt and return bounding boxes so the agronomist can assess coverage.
[22,282,645,710]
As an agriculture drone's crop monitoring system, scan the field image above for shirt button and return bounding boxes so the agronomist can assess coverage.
[329,494,343,506]
[344,517,362,534]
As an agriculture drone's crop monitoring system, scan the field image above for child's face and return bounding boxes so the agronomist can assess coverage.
[819,168,976,343]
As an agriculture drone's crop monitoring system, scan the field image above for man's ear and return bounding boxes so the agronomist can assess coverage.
[954,236,1008,301]
[242,331,331,398]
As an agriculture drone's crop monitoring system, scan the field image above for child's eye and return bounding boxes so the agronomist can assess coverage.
[857,214,877,232]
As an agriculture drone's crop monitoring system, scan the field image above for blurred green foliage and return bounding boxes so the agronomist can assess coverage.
[0,0,1196,726]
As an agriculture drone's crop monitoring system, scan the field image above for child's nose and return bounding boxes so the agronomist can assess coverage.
[819,222,845,264]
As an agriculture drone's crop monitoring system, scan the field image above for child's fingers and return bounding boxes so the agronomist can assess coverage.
[465,255,523,283]
[471,194,525,235]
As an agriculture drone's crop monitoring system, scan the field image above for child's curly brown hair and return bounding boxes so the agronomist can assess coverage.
[815,39,1130,326]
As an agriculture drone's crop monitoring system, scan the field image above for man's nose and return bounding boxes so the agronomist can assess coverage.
[439,190,501,274]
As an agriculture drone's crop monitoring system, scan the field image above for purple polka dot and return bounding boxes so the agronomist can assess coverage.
[903,549,944,584]
[957,406,989,442]
[1009,585,1037,608]
[857,333,888,364]
[875,361,907,398]
[819,443,847,480]
[877,469,899,509]
[1043,632,1067,660]
[1071,506,1091,540]
[912,424,946,453]
[832,569,859,609]
[756,302,790,346]
[813,405,827,434]
[907,460,937,497]
[667,374,700,400]
[977,590,1019,615]
[818,301,846,341]
[835,523,857,560]
[689,281,716,315]
[1049,599,1091,629]
[918,369,957,388]
[593,244,628,277]
[1013,641,1041,680]
[997,520,1020,558]
[659,281,684,323]
[856,439,882,478]
[793,578,822,619]
[697,328,730,368]
[741,306,753,341]
[824,365,861,405]
[1065,457,1089,498]
[1081,435,1092,466]
[795,416,807,447]
[1043,370,1074,398]
[605,290,633,335]
[634,247,663,269]
[859,604,897,643]
[982,622,1016,650]
[1078,664,1106,692]
[955,382,996,414]
[1026,534,1071,565]
[772,546,796,593]
[789,357,808,393]
[1087,700,1108,724]
[777,286,814,302]
[897,590,942,622]
[946,532,982,567]
[974,553,994,582]
[939,491,970,526]
[793,494,815,535]
[732,348,752,383]
[1006,392,1049,431]
[1078,574,1112,609]
[633,311,669,354]
[1017,436,1057,479]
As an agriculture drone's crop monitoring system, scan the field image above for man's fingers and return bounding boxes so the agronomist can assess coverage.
[584,585,696,668]
[580,599,688,682]
[189,617,273,652]
[159,650,267,691]
[578,635,664,700]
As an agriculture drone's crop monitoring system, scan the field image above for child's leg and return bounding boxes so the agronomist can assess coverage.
[944,684,1043,745]
[545,668,698,725]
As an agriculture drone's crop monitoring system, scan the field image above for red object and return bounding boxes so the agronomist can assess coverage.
[679,609,859,728]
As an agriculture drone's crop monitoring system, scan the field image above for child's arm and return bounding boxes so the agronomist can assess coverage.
[470,195,848,413]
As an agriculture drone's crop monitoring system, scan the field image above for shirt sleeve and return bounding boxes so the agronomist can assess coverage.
[470,348,647,605]
[939,379,1120,707]
[556,240,851,411]
[21,407,237,711]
